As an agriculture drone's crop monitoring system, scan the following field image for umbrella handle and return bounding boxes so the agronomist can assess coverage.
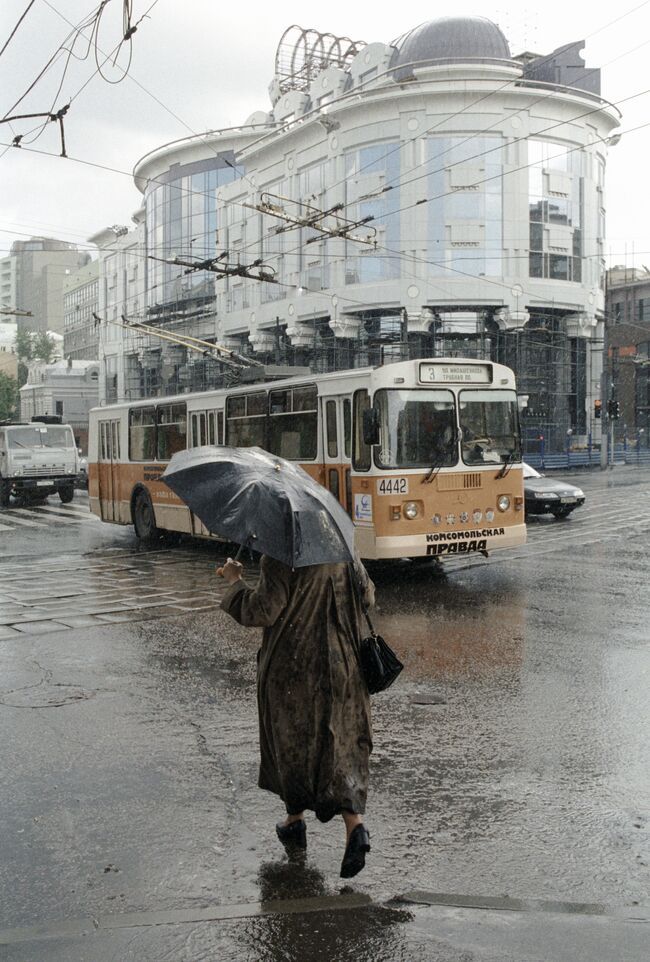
[216,537,250,577]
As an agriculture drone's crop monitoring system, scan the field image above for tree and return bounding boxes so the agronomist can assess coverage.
[32,332,56,363]
[0,371,19,421]
[14,328,33,361]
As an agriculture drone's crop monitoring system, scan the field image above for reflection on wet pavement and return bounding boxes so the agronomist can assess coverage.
[370,564,526,680]
[241,860,410,962]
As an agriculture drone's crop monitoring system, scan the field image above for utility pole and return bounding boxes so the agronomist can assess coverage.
[600,312,609,469]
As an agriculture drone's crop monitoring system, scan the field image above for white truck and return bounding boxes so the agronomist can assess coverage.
[0,418,80,507]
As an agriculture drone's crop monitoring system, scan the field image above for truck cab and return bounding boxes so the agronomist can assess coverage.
[0,417,79,507]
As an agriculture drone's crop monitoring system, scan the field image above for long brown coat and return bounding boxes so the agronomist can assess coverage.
[221,556,374,822]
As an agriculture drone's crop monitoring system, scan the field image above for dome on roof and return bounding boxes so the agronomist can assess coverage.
[393,16,511,67]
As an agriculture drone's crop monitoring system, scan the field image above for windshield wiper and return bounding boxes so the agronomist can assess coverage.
[422,431,458,484]
[496,448,518,479]
[422,453,446,484]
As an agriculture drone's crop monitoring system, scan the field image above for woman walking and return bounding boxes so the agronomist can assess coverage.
[218,553,374,878]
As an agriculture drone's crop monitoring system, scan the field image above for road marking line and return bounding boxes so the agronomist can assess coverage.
[30,505,98,521]
[0,513,47,527]
[10,507,86,525]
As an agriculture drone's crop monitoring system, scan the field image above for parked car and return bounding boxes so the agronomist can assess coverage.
[523,462,586,519]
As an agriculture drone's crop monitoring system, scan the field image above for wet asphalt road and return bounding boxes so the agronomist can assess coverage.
[0,469,649,961]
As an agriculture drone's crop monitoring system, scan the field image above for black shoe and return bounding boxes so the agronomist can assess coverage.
[276,819,307,850]
[340,824,370,878]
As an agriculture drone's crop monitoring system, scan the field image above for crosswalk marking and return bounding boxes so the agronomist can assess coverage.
[31,504,97,521]
[0,500,98,529]
[0,512,47,527]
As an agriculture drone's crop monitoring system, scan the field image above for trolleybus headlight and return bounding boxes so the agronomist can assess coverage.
[403,501,420,520]
[497,495,511,512]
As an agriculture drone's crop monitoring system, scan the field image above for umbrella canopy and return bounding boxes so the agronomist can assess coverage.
[161,446,356,568]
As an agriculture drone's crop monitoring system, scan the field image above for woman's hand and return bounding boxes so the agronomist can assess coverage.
[216,558,244,584]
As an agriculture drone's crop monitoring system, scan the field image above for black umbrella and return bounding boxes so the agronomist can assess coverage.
[161,446,356,568]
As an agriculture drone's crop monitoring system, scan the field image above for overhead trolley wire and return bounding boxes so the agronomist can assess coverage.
[0,0,37,61]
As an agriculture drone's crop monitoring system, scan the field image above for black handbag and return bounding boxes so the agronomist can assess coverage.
[351,566,403,694]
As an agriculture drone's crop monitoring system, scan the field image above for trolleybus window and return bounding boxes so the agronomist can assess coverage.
[353,390,371,471]
[129,407,156,461]
[459,390,521,465]
[268,384,317,460]
[374,389,457,469]
[226,392,267,448]
[191,412,207,447]
[157,403,187,460]
[343,399,351,459]
[326,400,337,458]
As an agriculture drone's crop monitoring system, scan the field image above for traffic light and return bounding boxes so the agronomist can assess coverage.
[594,399,602,419]
[607,399,621,419]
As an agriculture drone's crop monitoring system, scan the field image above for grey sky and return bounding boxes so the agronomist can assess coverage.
[0,0,648,267]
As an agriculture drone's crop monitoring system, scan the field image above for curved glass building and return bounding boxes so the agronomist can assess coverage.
[131,15,620,449]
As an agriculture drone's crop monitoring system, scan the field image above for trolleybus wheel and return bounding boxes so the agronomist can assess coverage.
[133,489,159,541]
[58,483,74,504]
[0,478,10,508]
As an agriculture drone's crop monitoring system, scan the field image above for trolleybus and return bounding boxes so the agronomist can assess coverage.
[88,357,526,560]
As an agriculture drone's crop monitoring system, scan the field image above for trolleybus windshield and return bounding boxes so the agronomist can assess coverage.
[374,389,457,469]
[459,390,521,465]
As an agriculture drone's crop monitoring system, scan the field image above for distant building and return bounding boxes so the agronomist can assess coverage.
[0,320,17,379]
[0,255,17,313]
[605,266,650,434]
[63,259,100,360]
[19,358,99,451]
[89,219,146,404]
[11,237,90,337]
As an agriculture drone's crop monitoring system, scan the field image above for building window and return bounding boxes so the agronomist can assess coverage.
[345,142,401,284]
[528,140,584,282]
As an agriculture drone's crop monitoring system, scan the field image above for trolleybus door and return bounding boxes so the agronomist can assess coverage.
[321,395,353,517]
[98,419,120,522]
[188,408,222,538]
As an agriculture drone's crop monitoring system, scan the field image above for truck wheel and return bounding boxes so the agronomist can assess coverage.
[0,478,10,508]
[133,490,159,541]
[59,484,75,504]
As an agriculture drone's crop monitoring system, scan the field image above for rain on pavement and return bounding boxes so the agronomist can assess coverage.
[0,468,649,961]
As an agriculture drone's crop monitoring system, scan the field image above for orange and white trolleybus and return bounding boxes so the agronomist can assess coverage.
[88,357,526,561]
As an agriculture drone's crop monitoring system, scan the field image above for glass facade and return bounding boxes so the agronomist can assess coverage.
[145,156,240,307]
[427,136,505,278]
[528,140,584,282]
[345,142,401,284]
